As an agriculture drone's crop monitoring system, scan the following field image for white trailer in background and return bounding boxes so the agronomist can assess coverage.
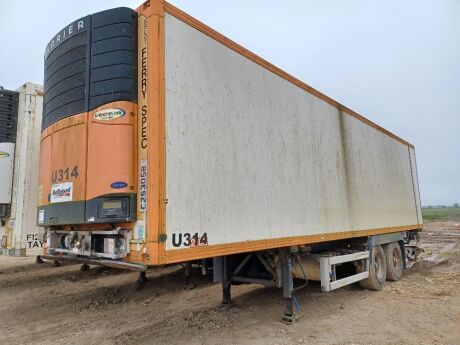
[0,83,44,256]
[0,87,18,220]
[0,143,15,206]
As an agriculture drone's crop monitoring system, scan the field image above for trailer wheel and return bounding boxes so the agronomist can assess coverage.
[384,242,403,281]
[359,245,386,291]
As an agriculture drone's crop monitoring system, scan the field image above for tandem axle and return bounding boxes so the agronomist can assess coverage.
[213,231,416,323]
[41,229,419,323]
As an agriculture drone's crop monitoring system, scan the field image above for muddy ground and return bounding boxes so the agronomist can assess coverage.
[0,222,459,345]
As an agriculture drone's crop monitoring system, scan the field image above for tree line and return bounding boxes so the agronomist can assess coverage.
[423,203,459,209]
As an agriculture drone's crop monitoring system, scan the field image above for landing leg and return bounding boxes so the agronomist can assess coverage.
[183,262,195,290]
[80,263,90,271]
[220,256,232,310]
[221,282,232,309]
[280,249,297,323]
[36,255,44,264]
[135,271,149,289]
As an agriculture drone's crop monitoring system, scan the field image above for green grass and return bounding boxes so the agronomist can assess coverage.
[422,207,460,222]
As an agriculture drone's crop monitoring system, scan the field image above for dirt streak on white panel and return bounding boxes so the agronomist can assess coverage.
[164,14,419,249]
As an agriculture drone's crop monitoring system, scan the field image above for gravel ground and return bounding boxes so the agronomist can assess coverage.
[0,221,458,345]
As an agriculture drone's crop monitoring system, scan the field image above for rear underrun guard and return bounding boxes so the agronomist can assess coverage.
[41,254,147,272]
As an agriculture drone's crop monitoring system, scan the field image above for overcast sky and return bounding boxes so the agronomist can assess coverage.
[1,0,459,205]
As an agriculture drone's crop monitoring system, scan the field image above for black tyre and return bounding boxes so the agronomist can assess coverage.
[384,242,403,281]
[359,245,387,291]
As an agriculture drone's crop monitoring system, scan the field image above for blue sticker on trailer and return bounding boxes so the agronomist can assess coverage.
[111,181,128,189]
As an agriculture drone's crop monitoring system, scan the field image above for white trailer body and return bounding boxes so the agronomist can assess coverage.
[0,143,15,204]
[164,13,421,253]
[0,83,44,256]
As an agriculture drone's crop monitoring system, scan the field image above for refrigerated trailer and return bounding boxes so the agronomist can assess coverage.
[38,1,422,320]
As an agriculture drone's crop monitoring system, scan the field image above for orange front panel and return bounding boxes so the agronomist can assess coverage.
[37,113,88,226]
[50,120,88,202]
[38,134,52,207]
[86,102,136,200]
[39,7,141,258]
[41,113,87,140]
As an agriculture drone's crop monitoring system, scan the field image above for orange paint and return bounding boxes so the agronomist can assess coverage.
[38,135,52,207]
[136,0,166,265]
[48,117,88,202]
[86,102,136,200]
[164,224,420,264]
[39,0,419,267]
[41,113,87,141]
[39,113,88,207]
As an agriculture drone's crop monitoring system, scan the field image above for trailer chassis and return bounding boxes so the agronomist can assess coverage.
[214,231,418,323]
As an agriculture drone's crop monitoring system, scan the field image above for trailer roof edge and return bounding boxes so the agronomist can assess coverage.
[164,1,415,149]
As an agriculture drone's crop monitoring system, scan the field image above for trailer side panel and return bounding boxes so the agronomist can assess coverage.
[164,14,419,253]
